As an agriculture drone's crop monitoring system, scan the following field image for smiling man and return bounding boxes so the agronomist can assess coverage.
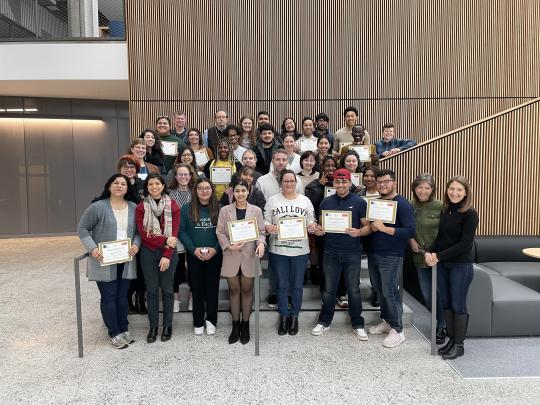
[375,123,417,158]
[332,106,371,154]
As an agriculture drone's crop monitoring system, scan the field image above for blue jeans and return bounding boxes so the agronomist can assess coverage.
[368,254,403,333]
[319,252,364,329]
[437,261,474,315]
[270,253,309,316]
[96,264,130,338]
[416,266,446,328]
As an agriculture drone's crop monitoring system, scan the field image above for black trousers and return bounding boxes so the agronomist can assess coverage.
[127,253,146,298]
[173,252,189,293]
[187,252,222,328]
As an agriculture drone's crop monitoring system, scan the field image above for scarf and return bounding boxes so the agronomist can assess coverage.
[143,195,173,237]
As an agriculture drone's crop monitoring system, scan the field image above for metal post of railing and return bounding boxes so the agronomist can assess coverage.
[74,252,89,358]
[254,272,260,356]
[430,264,438,355]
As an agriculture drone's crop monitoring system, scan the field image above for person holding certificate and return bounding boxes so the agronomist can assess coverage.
[264,169,316,336]
[339,124,378,168]
[129,138,160,181]
[311,169,371,340]
[185,128,214,172]
[179,178,223,336]
[295,117,319,153]
[367,169,415,348]
[203,139,242,200]
[77,174,141,349]
[135,174,180,344]
[425,176,478,360]
[155,115,186,172]
[216,179,266,344]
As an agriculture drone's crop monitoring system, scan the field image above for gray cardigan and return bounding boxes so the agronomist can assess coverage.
[77,199,141,282]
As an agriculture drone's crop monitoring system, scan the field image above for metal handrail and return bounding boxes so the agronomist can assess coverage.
[430,264,438,355]
[74,252,89,358]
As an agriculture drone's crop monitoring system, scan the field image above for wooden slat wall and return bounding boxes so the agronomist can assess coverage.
[380,100,540,235]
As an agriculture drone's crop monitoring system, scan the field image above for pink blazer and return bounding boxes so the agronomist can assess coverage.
[216,202,266,277]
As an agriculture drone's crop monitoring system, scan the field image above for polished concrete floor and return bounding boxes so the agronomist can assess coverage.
[1,236,540,404]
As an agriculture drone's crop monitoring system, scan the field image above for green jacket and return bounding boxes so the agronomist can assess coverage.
[410,199,443,268]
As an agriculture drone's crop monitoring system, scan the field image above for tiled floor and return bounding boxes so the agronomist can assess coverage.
[1,236,540,404]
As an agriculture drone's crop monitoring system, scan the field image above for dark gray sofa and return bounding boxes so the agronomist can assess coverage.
[467,236,540,337]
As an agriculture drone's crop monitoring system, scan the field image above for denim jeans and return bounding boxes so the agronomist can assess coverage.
[96,264,130,338]
[416,266,445,328]
[319,252,364,329]
[270,253,309,316]
[437,261,474,315]
[368,254,404,332]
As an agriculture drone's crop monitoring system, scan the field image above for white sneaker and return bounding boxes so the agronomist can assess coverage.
[368,320,392,335]
[311,323,329,336]
[194,326,204,335]
[109,334,128,349]
[382,329,405,348]
[353,328,368,341]
[205,320,216,335]
[120,331,135,344]
[173,299,180,313]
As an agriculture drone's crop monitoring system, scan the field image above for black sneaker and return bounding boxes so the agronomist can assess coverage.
[267,294,277,308]
[436,327,447,345]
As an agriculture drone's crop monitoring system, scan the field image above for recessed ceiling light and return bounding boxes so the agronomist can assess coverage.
[6,108,24,112]
[24,108,38,112]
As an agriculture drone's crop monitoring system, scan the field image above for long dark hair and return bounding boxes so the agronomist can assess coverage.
[174,146,198,173]
[139,128,164,158]
[189,178,219,225]
[92,174,137,203]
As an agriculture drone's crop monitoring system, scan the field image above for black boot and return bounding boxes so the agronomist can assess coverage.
[229,321,241,344]
[147,327,158,343]
[370,288,379,307]
[438,310,454,355]
[128,294,137,314]
[436,327,447,345]
[161,326,172,342]
[136,293,148,315]
[288,316,299,336]
[240,320,250,344]
[443,314,468,360]
[278,316,289,335]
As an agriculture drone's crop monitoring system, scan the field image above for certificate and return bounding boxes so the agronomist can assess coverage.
[228,218,259,244]
[366,199,398,224]
[299,137,317,152]
[161,141,178,156]
[211,167,232,184]
[98,239,132,266]
[194,149,210,166]
[321,210,352,233]
[277,217,307,241]
[351,173,362,187]
[324,186,336,197]
[349,145,371,162]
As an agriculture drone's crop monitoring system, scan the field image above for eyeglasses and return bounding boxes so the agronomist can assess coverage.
[376,180,394,185]
[197,187,212,192]
[121,164,136,170]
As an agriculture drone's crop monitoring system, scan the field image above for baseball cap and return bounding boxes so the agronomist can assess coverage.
[333,168,351,180]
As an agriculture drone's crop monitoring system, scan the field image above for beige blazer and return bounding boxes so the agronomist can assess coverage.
[216,202,266,277]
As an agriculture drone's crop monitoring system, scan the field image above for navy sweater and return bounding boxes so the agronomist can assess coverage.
[368,194,415,257]
[320,192,367,254]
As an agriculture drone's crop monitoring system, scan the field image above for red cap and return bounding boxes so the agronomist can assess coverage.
[333,168,351,180]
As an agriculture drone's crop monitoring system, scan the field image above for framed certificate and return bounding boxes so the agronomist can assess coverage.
[277,217,307,241]
[194,149,210,166]
[349,145,371,162]
[98,239,132,266]
[228,218,259,244]
[299,137,317,152]
[351,173,362,187]
[161,141,178,156]
[321,210,352,233]
[210,167,232,184]
[366,199,398,224]
[324,186,336,197]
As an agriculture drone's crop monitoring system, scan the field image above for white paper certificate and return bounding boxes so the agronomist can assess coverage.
[351,173,362,187]
[98,239,132,266]
[366,199,398,224]
[277,217,307,241]
[161,141,178,156]
[211,167,232,184]
[325,186,336,197]
[321,210,352,233]
[194,149,210,166]
[299,137,318,152]
[349,145,371,162]
[228,218,259,244]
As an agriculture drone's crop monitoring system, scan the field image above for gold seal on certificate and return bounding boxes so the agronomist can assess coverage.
[210,167,232,184]
[161,141,178,156]
[366,199,398,224]
[351,173,362,187]
[98,239,132,266]
[228,218,259,244]
[349,145,371,162]
[321,210,352,233]
[277,217,307,241]
[299,137,317,152]
[324,186,336,197]
[194,149,210,166]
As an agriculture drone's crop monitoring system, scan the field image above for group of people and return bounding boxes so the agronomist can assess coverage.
[77,107,477,361]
